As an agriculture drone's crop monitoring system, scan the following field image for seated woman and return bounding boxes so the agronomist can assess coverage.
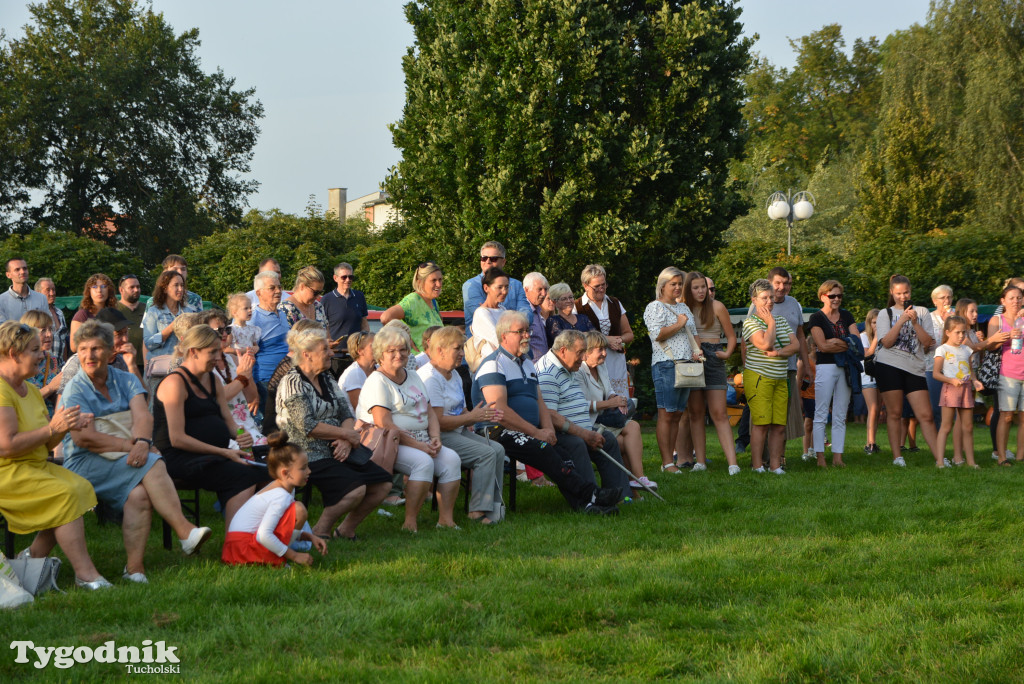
[262,319,324,435]
[69,273,117,353]
[417,325,506,524]
[275,325,393,540]
[201,309,264,449]
[338,331,375,411]
[278,266,328,329]
[0,321,109,590]
[61,320,213,582]
[545,282,593,347]
[576,331,654,493]
[466,267,510,367]
[153,325,266,528]
[380,261,444,352]
[356,326,463,531]
[20,310,61,413]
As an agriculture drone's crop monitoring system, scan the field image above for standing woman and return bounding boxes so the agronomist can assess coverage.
[142,271,188,366]
[644,267,701,474]
[874,275,941,466]
[987,285,1024,465]
[278,266,328,329]
[576,265,634,398]
[681,271,739,473]
[927,285,955,433]
[467,267,510,363]
[808,280,860,468]
[861,309,881,454]
[380,261,444,352]
[69,273,117,352]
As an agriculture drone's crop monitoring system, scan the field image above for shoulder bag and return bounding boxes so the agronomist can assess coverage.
[658,304,705,389]
[977,315,1003,392]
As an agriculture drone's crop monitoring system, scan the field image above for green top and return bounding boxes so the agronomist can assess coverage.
[398,292,441,351]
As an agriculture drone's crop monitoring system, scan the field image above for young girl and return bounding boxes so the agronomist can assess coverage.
[222,431,328,566]
[227,293,261,357]
[952,299,983,463]
[861,309,881,454]
[798,337,817,461]
[933,316,983,468]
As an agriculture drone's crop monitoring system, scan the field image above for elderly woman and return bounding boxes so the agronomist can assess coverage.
[418,325,505,524]
[0,321,109,589]
[743,279,799,474]
[61,320,213,582]
[338,331,375,411]
[356,326,463,531]
[202,310,264,448]
[278,265,328,329]
[275,325,392,539]
[576,265,633,397]
[926,284,955,433]
[142,270,188,367]
[380,261,444,352]
[467,267,510,367]
[808,280,861,468]
[35,277,68,362]
[644,267,701,474]
[577,331,654,492]
[153,325,266,527]
[546,282,594,347]
[69,273,117,352]
[20,310,61,411]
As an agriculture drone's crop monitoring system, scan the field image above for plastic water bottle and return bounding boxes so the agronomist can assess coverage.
[237,427,254,455]
[1013,319,1024,355]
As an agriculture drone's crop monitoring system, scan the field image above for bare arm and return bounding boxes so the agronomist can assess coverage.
[156,374,246,461]
[0,402,80,457]
[714,301,736,359]
[379,304,405,325]
[480,383,554,444]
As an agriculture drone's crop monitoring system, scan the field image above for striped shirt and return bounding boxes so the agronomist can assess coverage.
[742,315,793,380]
[472,346,540,428]
[536,350,592,430]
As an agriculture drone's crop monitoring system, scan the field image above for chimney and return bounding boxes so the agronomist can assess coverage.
[328,188,347,223]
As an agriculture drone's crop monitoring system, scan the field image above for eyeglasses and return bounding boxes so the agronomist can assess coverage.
[338,275,354,281]
[417,261,438,269]
[505,328,530,336]
[308,287,324,296]
[826,294,843,300]
[480,255,503,263]
[588,282,607,290]
[15,323,31,337]
[708,287,716,293]
[210,326,229,337]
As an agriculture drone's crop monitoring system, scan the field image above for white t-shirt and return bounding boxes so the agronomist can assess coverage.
[860,331,875,387]
[338,363,369,395]
[644,300,698,364]
[470,307,502,358]
[934,343,973,381]
[417,363,467,417]
[356,369,431,435]
[414,351,430,369]
[875,305,935,377]
[226,487,293,557]
[232,323,262,352]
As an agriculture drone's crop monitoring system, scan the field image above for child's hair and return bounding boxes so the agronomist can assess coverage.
[942,315,969,345]
[266,431,304,479]
[226,293,251,318]
[864,309,879,342]
[954,298,977,331]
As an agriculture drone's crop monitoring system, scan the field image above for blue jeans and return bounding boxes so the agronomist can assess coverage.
[652,360,691,413]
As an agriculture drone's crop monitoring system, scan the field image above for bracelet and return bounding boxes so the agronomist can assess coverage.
[236,375,251,388]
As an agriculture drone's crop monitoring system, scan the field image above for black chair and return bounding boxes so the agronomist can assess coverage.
[1,512,15,558]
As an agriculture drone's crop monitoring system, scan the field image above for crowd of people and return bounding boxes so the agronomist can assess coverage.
[1,244,1021,584]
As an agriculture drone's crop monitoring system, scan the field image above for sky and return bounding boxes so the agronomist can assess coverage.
[0,1,934,216]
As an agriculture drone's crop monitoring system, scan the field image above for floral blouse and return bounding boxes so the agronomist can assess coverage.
[276,367,352,463]
[278,299,327,329]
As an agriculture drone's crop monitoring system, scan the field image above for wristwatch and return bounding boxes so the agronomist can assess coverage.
[132,437,153,446]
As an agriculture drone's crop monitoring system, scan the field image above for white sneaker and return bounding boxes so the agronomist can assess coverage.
[752,466,766,473]
[637,476,658,490]
[728,465,741,476]
[1010,450,1017,461]
[771,467,786,475]
[893,456,906,467]
[181,526,212,556]
[942,457,952,468]
[801,448,813,462]
[691,462,707,472]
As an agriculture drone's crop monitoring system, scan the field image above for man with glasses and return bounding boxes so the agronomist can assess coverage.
[462,241,532,331]
[116,274,145,374]
[322,262,369,378]
[706,277,717,301]
[472,311,620,516]
[246,257,291,309]
[523,272,550,360]
[251,271,290,418]
[0,257,48,322]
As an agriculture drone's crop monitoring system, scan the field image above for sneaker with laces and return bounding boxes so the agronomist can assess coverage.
[592,487,621,507]
[942,457,951,468]
[752,466,766,473]
[637,476,658,490]
[893,456,906,467]
[691,462,707,472]
[728,465,741,476]
[771,467,786,475]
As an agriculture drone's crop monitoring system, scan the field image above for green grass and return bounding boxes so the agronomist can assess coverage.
[5,422,1024,682]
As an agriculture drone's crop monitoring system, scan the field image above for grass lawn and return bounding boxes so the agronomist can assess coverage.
[5,421,1024,682]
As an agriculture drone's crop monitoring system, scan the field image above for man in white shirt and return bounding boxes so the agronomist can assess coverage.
[0,258,49,322]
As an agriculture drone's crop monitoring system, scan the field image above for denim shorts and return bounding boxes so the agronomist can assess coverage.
[652,360,692,413]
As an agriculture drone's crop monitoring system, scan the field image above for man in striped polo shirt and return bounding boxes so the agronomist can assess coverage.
[536,330,631,502]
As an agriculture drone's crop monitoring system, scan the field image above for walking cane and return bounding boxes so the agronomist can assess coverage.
[596,448,666,502]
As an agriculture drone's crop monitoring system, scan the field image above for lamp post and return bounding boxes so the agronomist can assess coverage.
[766,189,816,256]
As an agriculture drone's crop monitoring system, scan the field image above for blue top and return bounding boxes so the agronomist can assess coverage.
[321,287,368,355]
[141,303,185,357]
[462,273,532,332]
[472,346,541,427]
[252,305,290,382]
[60,366,146,465]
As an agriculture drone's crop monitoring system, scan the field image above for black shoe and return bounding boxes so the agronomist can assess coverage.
[592,487,621,507]
[583,503,619,516]
[678,461,695,469]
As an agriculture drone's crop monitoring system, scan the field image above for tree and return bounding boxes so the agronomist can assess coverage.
[0,0,263,265]
[386,0,752,310]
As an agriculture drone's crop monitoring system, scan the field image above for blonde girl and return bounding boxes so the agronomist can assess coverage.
[933,316,983,467]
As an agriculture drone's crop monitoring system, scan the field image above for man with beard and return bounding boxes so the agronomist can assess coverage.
[116,273,145,375]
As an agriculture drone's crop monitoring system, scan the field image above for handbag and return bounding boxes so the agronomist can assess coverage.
[145,354,174,380]
[7,555,62,596]
[977,314,1004,392]
[0,554,34,608]
[863,355,876,378]
[355,421,399,473]
[344,444,373,467]
[657,304,706,389]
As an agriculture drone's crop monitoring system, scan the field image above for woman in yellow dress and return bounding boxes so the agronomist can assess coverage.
[0,321,111,590]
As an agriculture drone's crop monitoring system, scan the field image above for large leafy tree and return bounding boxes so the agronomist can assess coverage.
[0,0,263,265]
[385,0,751,309]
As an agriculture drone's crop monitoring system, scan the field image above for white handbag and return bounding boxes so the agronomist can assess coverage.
[657,304,706,389]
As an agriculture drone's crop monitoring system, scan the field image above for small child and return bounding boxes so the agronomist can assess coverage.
[227,293,261,357]
[933,316,983,468]
[798,340,817,461]
[222,431,328,566]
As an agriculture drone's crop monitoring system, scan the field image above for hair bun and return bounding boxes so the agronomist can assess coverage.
[266,431,290,448]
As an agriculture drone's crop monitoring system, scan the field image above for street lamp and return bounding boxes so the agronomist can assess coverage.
[766,189,816,256]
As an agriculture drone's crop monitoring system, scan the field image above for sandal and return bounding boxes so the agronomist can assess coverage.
[332,529,358,541]
[467,514,497,526]
[998,459,1014,467]
[661,463,683,474]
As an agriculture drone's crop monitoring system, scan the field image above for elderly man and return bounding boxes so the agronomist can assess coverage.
[115,273,145,374]
[322,261,369,378]
[0,257,48,322]
[536,330,630,502]
[462,240,532,330]
[246,257,292,308]
[472,311,620,515]
[523,272,550,360]
[251,270,290,416]
[34,277,68,362]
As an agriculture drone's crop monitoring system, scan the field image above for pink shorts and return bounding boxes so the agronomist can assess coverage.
[939,381,974,409]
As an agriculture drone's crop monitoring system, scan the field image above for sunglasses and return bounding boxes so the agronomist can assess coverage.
[338,275,354,281]
[210,326,231,337]
[480,255,503,263]
[707,287,716,292]
[826,294,843,300]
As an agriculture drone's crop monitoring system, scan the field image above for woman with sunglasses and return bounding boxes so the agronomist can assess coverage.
[380,261,444,352]
[278,266,327,330]
[808,280,861,468]
[69,273,117,353]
